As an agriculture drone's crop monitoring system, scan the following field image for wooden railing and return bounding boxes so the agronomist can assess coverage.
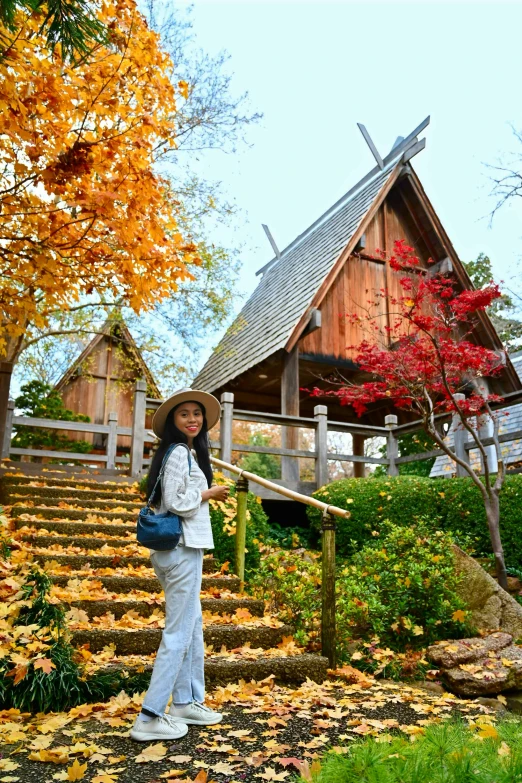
[1,400,132,469]
[4,381,522,485]
[127,381,397,492]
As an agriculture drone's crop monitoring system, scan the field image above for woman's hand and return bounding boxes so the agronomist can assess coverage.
[202,484,230,502]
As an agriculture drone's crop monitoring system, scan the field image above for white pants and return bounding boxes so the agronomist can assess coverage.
[142,545,204,716]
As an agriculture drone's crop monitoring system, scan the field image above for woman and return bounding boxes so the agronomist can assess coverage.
[131,388,229,742]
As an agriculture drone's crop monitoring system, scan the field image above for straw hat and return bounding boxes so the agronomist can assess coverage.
[152,388,221,438]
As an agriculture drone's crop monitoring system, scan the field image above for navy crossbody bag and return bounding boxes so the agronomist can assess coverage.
[136,443,192,551]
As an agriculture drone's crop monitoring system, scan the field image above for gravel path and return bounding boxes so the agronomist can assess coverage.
[0,678,500,783]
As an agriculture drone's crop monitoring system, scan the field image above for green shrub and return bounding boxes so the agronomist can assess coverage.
[313,717,522,783]
[307,474,522,568]
[250,519,471,665]
[248,548,322,648]
[339,519,474,652]
[12,380,92,454]
[210,485,270,574]
[0,565,160,711]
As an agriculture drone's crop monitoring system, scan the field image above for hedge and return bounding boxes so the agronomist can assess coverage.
[306,474,522,569]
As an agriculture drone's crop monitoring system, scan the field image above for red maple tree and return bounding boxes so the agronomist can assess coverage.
[310,240,509,588]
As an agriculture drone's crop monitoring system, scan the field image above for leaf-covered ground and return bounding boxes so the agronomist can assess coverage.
[0,675,500,783]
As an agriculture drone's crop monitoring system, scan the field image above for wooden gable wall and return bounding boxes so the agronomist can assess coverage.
[298,178,441,363]
[60,333,155,450]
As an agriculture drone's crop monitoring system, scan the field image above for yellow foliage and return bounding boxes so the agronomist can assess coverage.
[0,0,199,359]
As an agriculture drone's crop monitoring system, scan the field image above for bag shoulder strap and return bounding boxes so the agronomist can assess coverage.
[147,443,192,509]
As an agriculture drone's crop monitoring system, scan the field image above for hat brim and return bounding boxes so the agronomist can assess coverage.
[152,389,221,438]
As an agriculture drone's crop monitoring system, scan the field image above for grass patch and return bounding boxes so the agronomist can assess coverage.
[311,716,522,783]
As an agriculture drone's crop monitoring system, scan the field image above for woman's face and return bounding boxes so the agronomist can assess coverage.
[174,402,204,441]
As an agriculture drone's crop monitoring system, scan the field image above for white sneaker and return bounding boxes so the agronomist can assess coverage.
[130,713,189,741]
[168,701,223,725]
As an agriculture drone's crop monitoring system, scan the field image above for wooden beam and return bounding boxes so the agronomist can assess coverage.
[357,123,384,170]
[281,347,300,482]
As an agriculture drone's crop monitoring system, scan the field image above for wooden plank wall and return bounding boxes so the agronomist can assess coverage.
[299,186,433,362]
[60,335,153,450]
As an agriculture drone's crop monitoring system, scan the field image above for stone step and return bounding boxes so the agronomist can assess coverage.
[14,518,135,537]
[11,506,137,523]
[64,597,265,619]
[31,551,220,572]
[7,487,142,510]
[1,474,137,490]
[72,623,293,655]
[51,574,241,593]
[20,533,138,549]
[92,653,328,686]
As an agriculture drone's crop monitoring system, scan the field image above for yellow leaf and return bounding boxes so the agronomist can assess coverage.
[452,610,466,622]
[497,695,507,705]
[34,657,56,674]
[178,80,190,99]
[404,577,411,587]
[478,724,499,740]
[67,760,87,781]
[135,742,168,763]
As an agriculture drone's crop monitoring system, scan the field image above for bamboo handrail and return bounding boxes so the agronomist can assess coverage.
[210,456,351,519]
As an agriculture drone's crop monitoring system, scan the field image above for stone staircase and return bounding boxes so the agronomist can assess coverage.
[2,468,328,687]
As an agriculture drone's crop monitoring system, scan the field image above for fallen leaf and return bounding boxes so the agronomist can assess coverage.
[478,724,499,740]
[135,742,168,763]
[66,760,88,781]
[256,768,289,781]
[33,657,56,674]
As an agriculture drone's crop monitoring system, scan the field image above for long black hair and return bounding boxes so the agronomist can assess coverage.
[147,401,213,505]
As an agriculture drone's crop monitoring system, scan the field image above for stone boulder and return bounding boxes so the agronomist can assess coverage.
[427,633,522,696]
[453,545,522,638]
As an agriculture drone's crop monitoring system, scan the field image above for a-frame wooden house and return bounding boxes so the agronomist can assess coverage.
[56,319,159,451]
[194,121,522,452]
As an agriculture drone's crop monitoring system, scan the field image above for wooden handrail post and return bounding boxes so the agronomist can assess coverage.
[106,411,118,470]
[314,404,328,489]
[385,414,399,476]
[452,393,469,477]
[220,392,234,476]
[321,511,336,668]
[2,398,14,459]
[234,475,249,589]
[130,379,147,478]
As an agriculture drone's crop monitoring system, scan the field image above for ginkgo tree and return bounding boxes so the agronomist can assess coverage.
[309,241,510,589]
[0,0,200,438]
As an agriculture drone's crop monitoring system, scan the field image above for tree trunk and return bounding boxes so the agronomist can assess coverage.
[485,492,508,591]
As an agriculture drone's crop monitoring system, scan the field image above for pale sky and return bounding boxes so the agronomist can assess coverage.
[184,0,522,360]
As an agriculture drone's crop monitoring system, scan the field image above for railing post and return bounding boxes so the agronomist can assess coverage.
[385,414,399,476]
[106,411,118,470]
[452,393,469,477]
[235,475,249,590]
[314,405,328,489]
[130,379,147,478]
[352,434,366,478]
[321,511,336,668]
[220,392,234,476]
[1,398,14,459]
